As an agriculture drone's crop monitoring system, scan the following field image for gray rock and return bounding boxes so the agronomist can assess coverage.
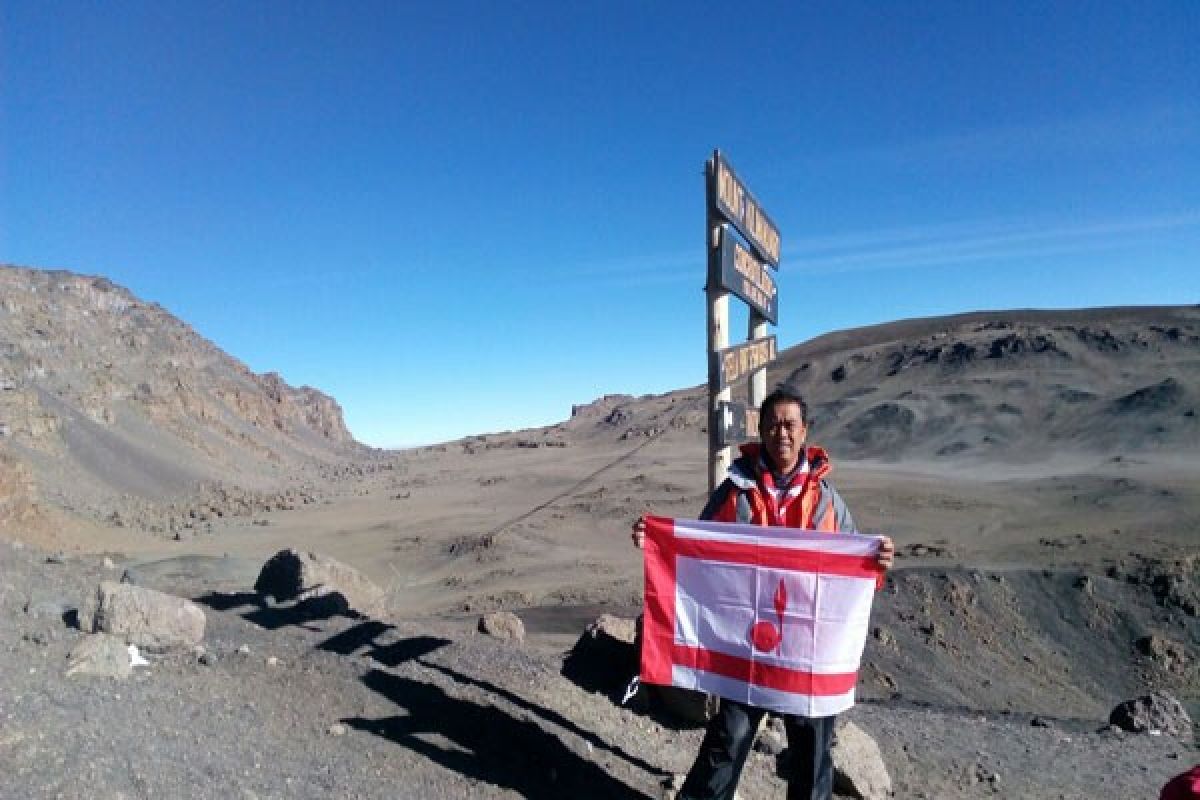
[754,715,787,755]
[478,610,525,642]
[572,614,638,672]
[631,614,717,725]
[66,633,132,679]
[653,686,720,726]
[659,773,686,800]
[832,718,893,800]
[254,548,386,618]
[77,580,206,652]
[1135,634,1189,673]
[1109,691,1193,741]
[23,591,72,619]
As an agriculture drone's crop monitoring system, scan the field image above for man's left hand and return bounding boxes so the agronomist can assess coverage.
[876,535,895,570]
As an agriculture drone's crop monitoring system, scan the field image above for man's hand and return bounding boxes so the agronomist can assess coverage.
[876,535,895,570]
[631,515,647,549]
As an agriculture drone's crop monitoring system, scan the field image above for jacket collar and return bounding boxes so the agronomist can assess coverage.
[730,442,832,489]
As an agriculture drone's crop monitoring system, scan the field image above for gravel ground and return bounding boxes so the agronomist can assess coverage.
[1,539,1194,800]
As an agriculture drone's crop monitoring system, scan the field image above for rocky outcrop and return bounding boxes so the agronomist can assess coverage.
[254,548,387,618]
[0,264,363,530]
[77,580,206,651]
[0,451,42,530]
[1109,691,1193,741]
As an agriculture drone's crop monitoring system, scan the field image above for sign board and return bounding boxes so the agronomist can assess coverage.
[712,153,781,267]
[714,335,777,391]
[715,401,760,447]
[719,226,777,324]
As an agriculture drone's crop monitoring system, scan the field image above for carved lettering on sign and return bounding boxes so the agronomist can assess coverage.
[719,228,778,323]
[713,156,781,267]
[716,336,777,390]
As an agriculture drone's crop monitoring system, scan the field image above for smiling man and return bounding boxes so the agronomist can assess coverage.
[632,385,894,800]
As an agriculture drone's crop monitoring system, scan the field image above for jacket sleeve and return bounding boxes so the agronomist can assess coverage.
[699,479,737,522]
[827,483,857,533]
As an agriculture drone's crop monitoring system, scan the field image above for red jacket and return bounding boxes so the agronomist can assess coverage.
[700,442,856,533]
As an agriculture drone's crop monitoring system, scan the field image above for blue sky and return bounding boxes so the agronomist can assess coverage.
[2,2,1197,446]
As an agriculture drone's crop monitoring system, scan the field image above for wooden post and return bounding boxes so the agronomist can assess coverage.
[748,310,768,415]
[706,154,731,492]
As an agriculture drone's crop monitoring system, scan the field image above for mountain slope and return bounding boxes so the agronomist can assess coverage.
[0,265,365,532]
[567,305,1200,465]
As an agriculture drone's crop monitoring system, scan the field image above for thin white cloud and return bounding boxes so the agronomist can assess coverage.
[794,105,1198,173]
[785,211,1200,275]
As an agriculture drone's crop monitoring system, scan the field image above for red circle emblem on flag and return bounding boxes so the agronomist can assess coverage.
[750,620,781,652]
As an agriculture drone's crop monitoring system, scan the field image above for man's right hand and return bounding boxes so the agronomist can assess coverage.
[630,515,647,549]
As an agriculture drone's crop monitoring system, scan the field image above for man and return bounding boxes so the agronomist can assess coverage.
[632,386,894,800]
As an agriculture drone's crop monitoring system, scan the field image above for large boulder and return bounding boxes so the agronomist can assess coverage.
[832,718,892,800]
[254,549,386,618]
[1109,691,1193,741]
[563,614,639,692]
[560,612,716,722]
[77,581,205,652]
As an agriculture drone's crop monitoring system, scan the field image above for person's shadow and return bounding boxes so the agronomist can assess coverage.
[194,596,658,797]
[343,667,648,799]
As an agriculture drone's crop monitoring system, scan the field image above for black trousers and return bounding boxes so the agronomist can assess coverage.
[678,699,835,800]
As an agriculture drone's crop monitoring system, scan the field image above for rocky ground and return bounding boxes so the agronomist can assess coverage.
[2,525,1194,799]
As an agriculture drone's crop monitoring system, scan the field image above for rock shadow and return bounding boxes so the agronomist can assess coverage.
[319,620,450,667]
[420,658,662,777]
[345,667,647,799]
[194,590,356,629]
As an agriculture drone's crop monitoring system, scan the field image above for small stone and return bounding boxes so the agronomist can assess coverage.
[478,611,525,642]
[66,633,133,679]
[754,715,787,755]
[237,644,251,655]
[660,774,686,800]
[102,557,116,570]
[327,723,347,736]
[266,656,279,667]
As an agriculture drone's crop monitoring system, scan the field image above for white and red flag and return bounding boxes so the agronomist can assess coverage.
[641,515,883,717]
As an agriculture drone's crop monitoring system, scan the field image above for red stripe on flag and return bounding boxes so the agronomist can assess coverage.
[672,536,880,580]
[640,516,677,684]
[673,644,858,696]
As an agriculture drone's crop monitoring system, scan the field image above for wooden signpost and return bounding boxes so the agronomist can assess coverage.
[706,151,781,491]
[714,335,777,391]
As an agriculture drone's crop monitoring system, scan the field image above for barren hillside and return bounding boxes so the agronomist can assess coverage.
[565,305,1200,464]
[0,265,367,536]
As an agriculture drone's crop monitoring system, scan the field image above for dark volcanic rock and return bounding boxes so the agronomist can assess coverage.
[254,548,386,618]
[1109,691,1193,740]
[1114,378,1184,414]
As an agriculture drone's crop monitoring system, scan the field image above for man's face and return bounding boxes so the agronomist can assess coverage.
[760,400,807,473]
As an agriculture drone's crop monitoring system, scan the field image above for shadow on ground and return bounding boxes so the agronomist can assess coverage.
[345,667,648,799]
[196,593,659,797]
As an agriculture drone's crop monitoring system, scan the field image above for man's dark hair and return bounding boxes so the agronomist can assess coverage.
[759,385,808,426]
